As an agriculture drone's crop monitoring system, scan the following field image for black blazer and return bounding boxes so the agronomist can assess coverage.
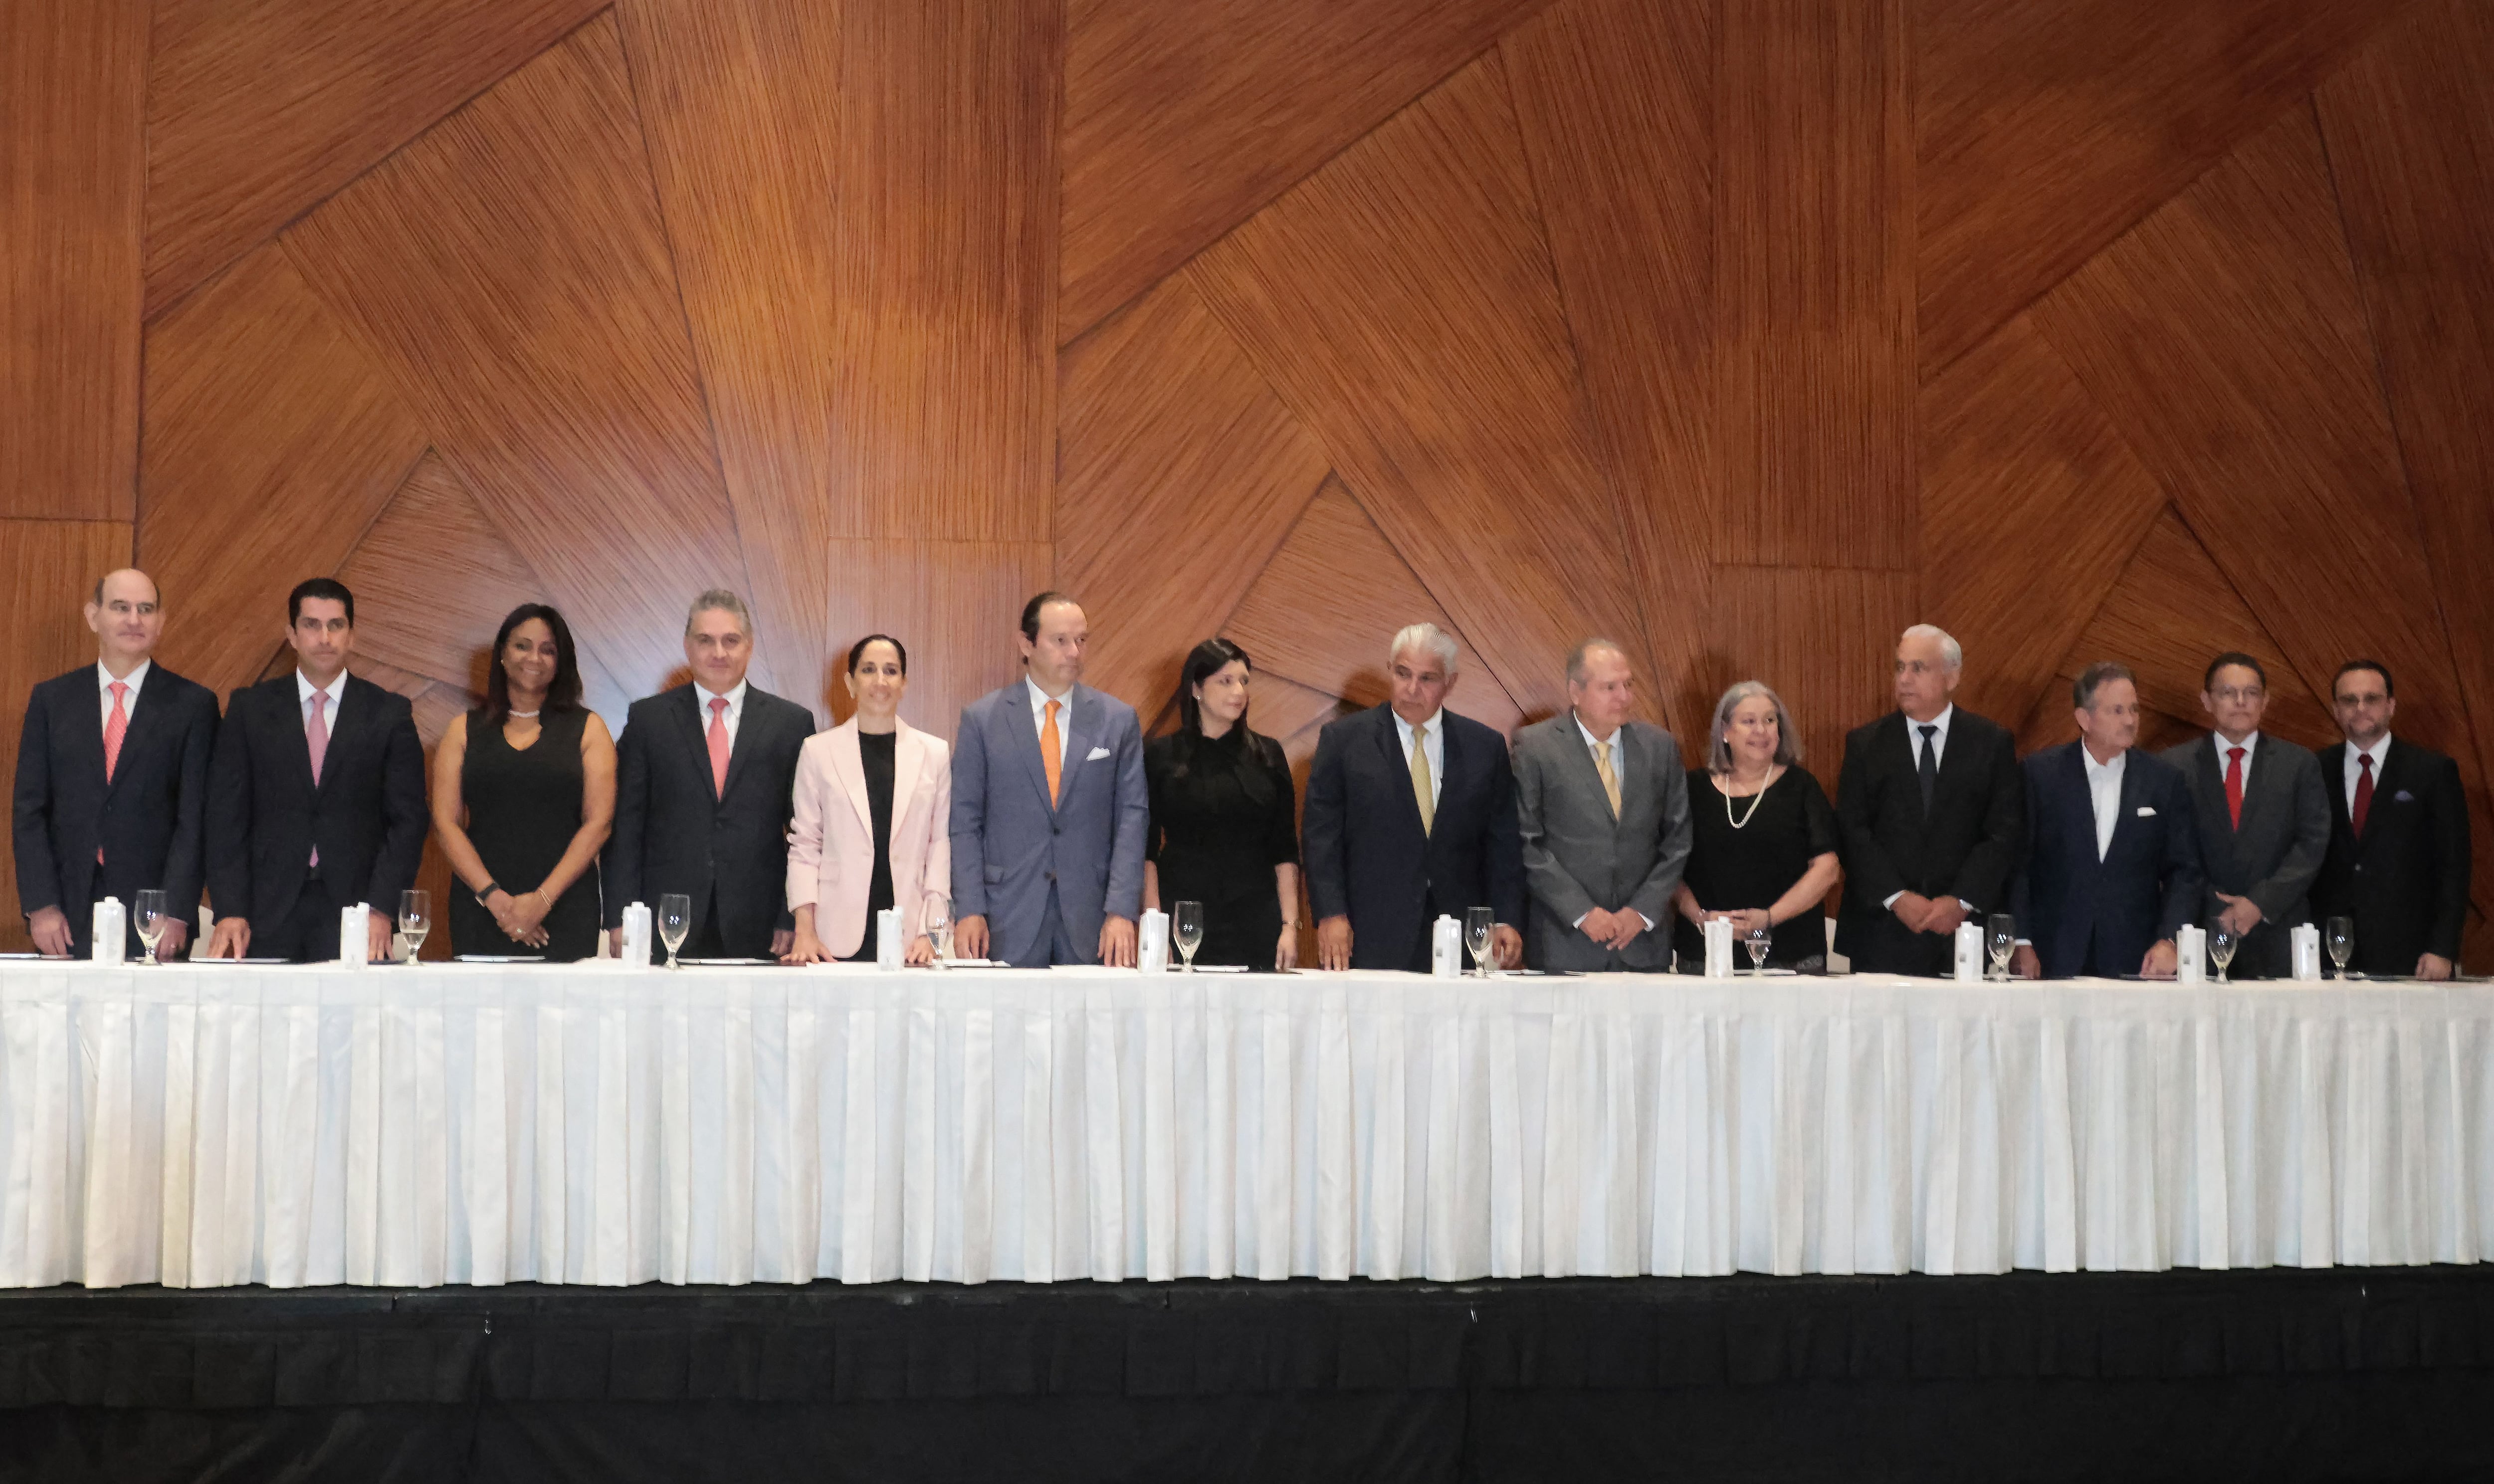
[1301,703,1525,970]
[1835,707,2025,975]
[12,664,220,946]
[2313,738,2472,973]
[207,674,428,927]
[602,683,811,956]
[2158,733,2330,976]
[2009,743,2202,978]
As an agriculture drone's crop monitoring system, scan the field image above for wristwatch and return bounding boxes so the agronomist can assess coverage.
[474,881,502,905]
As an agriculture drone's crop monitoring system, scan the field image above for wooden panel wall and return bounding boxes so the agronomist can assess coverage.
[3,0,2488,963]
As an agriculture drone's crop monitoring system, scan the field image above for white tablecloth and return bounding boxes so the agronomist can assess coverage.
[1,962,2487,1288]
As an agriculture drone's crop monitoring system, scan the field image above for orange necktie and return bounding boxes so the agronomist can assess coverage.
[1041,698,1063,807]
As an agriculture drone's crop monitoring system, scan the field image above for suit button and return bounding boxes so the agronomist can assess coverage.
[1052,823,1061,835]
[1046,871,1056,883]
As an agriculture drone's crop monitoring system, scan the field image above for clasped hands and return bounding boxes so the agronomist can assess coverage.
[1887,890,1968,937]
[481,887,552,950]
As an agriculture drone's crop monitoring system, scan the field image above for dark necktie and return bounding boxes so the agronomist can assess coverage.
[1917,723,1939,815]
[2352,752,2375,838]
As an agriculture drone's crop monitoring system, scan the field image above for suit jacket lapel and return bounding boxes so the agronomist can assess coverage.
[674,686,718,802]
[68,673,108,796]
[1564,715,1620,827]
[1377,708,1428,839]
[110,674,158,797]
[720,688,775,804]
[1053,686,1102,813]
[831,723,872,835]
[1011,682,1055,811]
[891,719,925,827]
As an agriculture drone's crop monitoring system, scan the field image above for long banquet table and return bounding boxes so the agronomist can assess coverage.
[1,959,2487,1288]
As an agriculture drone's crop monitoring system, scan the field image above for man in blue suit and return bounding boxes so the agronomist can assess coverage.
[2010,662,2202,979]
[950,592,1149,967]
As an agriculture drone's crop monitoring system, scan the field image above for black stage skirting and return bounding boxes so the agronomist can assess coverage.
[3,1268,2492,1483]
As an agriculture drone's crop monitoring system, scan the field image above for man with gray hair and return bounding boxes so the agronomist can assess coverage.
[604,589,813,959]
[1303,623,1524,971]
[1510,638,1690,970]
[1835,623,2024,975]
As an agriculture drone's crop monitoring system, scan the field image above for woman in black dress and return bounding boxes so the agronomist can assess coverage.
[1672,681,1841,973]
[430,604,615,961]
[1143,638,1301,969]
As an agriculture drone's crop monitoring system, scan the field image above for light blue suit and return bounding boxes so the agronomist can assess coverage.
[949,678,1149,966]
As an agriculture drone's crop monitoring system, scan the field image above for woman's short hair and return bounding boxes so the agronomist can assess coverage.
[1173,637,1252,738]
[483,603,583,725]
[847,633,907,674]
[1707,680,1802,775]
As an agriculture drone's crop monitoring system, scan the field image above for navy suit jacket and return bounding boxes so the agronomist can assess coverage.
[948,679,1149,967]
[2010,742,2203,979]
[1301,703,1525,971]
[12,664,220,949]
[207,673,428,929]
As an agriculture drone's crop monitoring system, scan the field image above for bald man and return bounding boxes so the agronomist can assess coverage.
[12,570,220,958]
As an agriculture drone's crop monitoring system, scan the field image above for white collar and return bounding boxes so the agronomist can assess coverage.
[97,658,151,693]
[1573,710,1621,751]
[695,677,748,711]
[1025,675,1073,711]
[2081,743,2127,776]
[1904,702,1954,737]
[295,669,346,705]
[1393,707,1444,743]
[2214,729,2260,757]
[2352,732,2392,766]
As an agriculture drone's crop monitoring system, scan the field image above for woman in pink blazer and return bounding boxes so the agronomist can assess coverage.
[783,636,951,964]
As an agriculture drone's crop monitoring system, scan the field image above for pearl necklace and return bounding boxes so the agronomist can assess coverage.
[1721,766,1779,829]
[510,709,541,719]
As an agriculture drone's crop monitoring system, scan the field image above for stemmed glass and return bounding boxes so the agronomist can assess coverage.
[2325,917,2355,979]
[658,893,692,970]
[1174,901,1205,972]
[1743,923,1772,975]
[1465,906,1495,978]
[398,889,430,965]
[2209,924,2239,984]
[923,894,952,967]
[1987,914,2017,982]
[133,889,168,966]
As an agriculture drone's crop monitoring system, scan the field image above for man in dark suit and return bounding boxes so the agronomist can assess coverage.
[1836,625,2024,976]
[1512,638,1689,971]
[2313,659,2471,979]
[2158,652,2329,978]
[949,592,1149,967]
[1304,623,1524,972]
[13,568,219,959]
[604,590,812,961]
[205,578,427,963]
[2009,664,2201,979]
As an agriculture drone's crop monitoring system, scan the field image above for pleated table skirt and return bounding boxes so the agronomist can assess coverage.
[1,962,2487,1288]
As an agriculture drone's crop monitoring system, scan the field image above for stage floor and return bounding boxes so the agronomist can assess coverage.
[2,1267,2491,1482]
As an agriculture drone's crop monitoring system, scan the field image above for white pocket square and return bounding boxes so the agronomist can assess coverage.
[2135,806,2156,817]
[1086,746,1112,761]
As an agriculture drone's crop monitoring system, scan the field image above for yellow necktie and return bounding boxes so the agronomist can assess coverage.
[1041,698,1063,806]
[1410,722,1435,835]
[1594,738,1622,818]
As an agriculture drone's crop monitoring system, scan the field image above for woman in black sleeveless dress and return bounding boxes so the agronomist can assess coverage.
[1143,638,1301,969]
[429,604,616,961]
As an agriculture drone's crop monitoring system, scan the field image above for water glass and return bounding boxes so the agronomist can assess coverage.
[2209,924,2239,984]
[1743,923,1772,974]
[923,894,952,966]
[1986,914,2017,981]
[2325,916,2355,978]
[1465,906,1495,978]
[133,889,168,965]
[1174,900,1205,972]
[398,889,431,965]
[658,893,692,970]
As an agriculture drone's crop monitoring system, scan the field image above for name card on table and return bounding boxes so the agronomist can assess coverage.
[875,908,903,970]
[2176,925,2206,984]
[1953,921,1983,982]
[90,898,125,964]
[1432,916,1461,979]
[1703,917,1734,979]
[621,902,653,967]
[339,903,370,967]
[1137,909,1169,973]
[2291,924,2322,981]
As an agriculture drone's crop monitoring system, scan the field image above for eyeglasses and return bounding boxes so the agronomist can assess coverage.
[2208,686,2265,704]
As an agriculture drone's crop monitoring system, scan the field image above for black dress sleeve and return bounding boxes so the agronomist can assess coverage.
[1142,736,1170,865]
[1795,767,1840,857]
[1257,733,1299,867]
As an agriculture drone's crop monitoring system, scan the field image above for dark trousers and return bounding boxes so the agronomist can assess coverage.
[254,874,345,963]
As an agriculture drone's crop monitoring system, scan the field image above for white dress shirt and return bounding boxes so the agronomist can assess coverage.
[695,678,749,746]
[1572,712,1654,931]
[1882,704,1965,910]
[2213,729,2259,790]
[97,659,150,729]
[2344,733,2392,814]
[1392,707,1446,811]
[2082,745,2126,861]
[297,668,346,728]
[1025,675,1078,792]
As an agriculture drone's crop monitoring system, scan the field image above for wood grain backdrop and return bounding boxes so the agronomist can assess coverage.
[2,0,2487,964]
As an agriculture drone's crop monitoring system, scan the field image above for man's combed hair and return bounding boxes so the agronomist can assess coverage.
[2072,661,2136,711]
[1388,623,1459,674]
[685,589,754,637]
[289,577,354,626]
[2202,651,2267,691]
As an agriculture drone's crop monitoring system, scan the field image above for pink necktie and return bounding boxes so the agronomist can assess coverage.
[307,692,330,866]
[707,696,731,797]
[102,682,129,783]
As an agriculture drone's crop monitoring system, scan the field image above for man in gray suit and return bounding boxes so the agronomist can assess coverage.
[2158,652,2329,978]
[1512,638,1692,971]
[950,592,1149,967]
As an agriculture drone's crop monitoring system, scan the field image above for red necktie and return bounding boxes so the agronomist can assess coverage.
[2352,752,2375,838]
[307,691,329,867]
[707,696,732,797]
[99,681,129,864]
[2224,746,2245,830]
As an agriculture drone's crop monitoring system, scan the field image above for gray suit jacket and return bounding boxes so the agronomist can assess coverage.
[949,679,1149,967]
[1513,714,1691,971]
[2158,732,2329,975]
